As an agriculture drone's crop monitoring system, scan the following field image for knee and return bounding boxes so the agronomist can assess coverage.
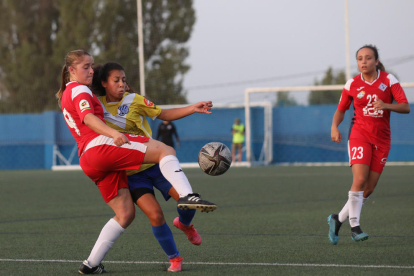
[165,145,176,156]
[117,210,135,228]
[353,175,368,187]
[148,210,165,226]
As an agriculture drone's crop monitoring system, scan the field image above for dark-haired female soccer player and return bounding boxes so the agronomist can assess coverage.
[328,45,410,244]
[91,62,214,272]
[57,50,216,274]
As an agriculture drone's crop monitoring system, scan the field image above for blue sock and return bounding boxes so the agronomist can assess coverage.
[177,207,196,226]
[152,223,180,259]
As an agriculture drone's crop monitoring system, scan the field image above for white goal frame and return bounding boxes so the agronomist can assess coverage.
[244,82,414,166]
[51,102,272,171]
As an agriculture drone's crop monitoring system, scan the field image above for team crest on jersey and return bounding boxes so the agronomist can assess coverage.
[118,105,129,116]
[144,98,154,107]
[79,99,90,112]
[357,91,365,99]
[378,83,387,91]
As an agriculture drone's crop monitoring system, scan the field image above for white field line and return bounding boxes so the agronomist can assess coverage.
[0,259,413,269]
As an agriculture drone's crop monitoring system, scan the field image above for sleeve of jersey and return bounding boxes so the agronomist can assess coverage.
[135,95,162,120]
[388,74,408,104]
[72,86,95,123]
[337,79,353,111]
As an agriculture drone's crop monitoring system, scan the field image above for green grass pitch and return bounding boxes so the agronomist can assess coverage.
[0,166,413,275]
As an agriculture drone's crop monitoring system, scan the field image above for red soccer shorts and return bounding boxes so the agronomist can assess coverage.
[80,134,149,203]
[348,137,390,174]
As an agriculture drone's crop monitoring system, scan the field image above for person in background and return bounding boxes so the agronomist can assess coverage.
[231,117,245,162]
[328,44,410,245]
[157,121,180,148]
[56,50,216,274]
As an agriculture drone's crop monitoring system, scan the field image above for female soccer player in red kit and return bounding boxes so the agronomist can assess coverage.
[328,45,410,244]
[56,49,216,274]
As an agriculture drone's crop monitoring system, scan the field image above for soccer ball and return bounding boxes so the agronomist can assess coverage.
[198,142,232,176]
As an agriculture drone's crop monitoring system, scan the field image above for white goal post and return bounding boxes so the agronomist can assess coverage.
[244,82,414,165]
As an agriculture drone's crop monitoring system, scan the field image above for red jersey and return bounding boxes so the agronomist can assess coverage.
[338,71,408,143]
[61,81,104,156]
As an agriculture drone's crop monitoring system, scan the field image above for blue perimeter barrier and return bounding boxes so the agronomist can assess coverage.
[0,104,413,170]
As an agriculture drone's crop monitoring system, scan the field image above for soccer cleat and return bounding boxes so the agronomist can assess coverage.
[327,214,342,245]
[351,226,369,242]
[168,256,184,272]
[78,260,107,274]
[173,217,202,245]
[177,193,217,213]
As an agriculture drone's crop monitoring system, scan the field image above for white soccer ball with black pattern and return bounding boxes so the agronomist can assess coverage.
[198,142,232,176]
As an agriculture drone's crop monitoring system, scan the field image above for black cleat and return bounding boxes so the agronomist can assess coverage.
[177,193,217,212]
[79,260,107,274]
[351,226,369,242]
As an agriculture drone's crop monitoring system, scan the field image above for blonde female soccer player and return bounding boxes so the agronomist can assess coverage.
[56,50,216,274]
[328,45,410,244]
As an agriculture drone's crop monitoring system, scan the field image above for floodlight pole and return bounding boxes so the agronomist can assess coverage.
[344,0,351,80]
[137,0,146,97]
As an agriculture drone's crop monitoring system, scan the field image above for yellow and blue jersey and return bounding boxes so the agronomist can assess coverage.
[99,92,162,175]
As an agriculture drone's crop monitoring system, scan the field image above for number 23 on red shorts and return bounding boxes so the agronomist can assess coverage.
[348,138,390,174]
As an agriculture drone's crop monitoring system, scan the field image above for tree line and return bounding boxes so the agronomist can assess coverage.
[0,0,194,113]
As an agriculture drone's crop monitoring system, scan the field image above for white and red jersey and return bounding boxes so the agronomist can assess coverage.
[338,70,408,144]
[61,81,104,156]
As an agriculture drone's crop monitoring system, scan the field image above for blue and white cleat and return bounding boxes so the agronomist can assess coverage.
[351,226,369,242]
[327,214,342,245]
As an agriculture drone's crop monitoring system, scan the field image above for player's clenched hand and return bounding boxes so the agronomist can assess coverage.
[193,101,213,114]
[331,127,341,143]
[373,99,387,111]
[113,132,131,146]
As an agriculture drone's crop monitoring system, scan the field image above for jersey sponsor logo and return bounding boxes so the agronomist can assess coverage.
[357,86,365,91]
[357,91,365,99]
[79,99,90,113]
[144,98,154,107]
[118,105,129,116]
[378,83,387,91]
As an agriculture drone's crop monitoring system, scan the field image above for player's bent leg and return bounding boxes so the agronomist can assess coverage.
[327,214,342,245]
[107,188,136,228]
[80,188,134,273]
[136,193,181,262]
[136,193,166,226]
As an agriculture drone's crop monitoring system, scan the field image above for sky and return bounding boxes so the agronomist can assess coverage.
[183,0,414,105]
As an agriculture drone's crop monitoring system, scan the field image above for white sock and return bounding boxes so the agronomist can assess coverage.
[338,200,350,223]
[87,218,125,267]
[159,155,193,197]
[338,196,368,223]
[348,191,364,228]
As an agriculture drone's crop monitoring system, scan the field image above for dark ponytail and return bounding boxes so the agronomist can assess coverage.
[356,44,385,72]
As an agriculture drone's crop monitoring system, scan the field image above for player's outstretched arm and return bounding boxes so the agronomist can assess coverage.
[84,113,130,146]
[331,109,345,143]
[158,101,213,121]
